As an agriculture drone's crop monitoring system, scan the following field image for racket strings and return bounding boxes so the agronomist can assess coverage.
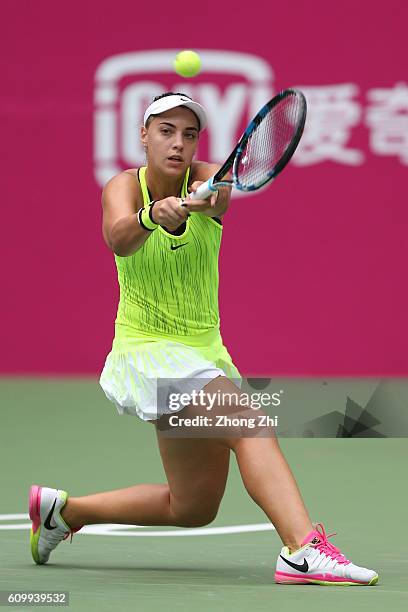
[237,95,303,189]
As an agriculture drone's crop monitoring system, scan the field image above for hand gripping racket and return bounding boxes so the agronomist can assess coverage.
[189,89,307,200]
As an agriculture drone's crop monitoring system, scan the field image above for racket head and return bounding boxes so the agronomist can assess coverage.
[232,89,307,192]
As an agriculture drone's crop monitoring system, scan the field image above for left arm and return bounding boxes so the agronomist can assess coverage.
[183,161,232,219]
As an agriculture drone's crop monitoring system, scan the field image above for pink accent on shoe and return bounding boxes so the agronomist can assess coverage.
[62,526,83,543]
[301,523,350,565]
[29,485,41,534]
[275,571,310,584]
[301,527,321,546]
[275,570,365,584]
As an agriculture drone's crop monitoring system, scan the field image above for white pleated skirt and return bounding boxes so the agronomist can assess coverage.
[99,333,241,421]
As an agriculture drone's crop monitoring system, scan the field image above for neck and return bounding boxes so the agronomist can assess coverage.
[145,164,185,200]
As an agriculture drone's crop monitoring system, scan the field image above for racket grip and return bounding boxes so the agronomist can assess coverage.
[189,178,218,201]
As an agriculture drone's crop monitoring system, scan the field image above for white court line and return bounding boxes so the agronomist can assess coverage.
[0,514,275,537]
[0,514,29,520]
[81,523,275,536]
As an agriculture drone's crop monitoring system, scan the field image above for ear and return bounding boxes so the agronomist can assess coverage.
[140,125,148,149]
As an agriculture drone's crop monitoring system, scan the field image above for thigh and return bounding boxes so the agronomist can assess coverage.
[162,375,270,441]
[154,427,230,515]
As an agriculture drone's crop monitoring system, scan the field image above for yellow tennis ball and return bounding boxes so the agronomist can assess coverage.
[174,50,201,78]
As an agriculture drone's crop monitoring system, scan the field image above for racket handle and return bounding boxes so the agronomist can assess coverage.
[189,178,218,201]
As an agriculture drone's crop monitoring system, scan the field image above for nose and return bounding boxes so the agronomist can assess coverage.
[172,130,184,151]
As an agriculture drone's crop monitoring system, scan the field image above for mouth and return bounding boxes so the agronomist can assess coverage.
[167,156,184,163]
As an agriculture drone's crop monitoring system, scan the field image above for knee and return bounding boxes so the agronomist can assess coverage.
[173,506,219,528]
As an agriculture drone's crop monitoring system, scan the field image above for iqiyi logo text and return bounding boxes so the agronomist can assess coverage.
[93,50,274,189]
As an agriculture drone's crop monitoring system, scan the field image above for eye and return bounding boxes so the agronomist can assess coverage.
[160,127,171,135]
[185,132,197,140]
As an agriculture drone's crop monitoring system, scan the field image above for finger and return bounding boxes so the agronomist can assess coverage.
[181,202,198,212]
[178,199,193,216]
[162,211,183,227]
[169,211,188,224]
[171,200,188,216]
[187,181,202,194]
[182,201,211,212]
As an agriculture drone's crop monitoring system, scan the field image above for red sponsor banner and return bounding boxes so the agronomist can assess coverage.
[1,0,407,375]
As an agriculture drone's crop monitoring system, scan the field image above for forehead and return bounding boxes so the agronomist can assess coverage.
[150,106,199,130]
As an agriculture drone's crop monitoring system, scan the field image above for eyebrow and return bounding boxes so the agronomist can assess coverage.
[159,121,199,132]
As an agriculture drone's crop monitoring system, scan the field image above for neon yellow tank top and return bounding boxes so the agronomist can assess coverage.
[113,167,223,345]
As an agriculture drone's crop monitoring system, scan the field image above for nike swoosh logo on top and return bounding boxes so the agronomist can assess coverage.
[279,555,309,573]
[170,243,188,250]
[44,499,58,530]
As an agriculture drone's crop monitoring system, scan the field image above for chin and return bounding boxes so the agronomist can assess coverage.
[162,162,188,176]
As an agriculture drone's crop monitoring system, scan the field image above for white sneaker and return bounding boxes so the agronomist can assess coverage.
[29,485,80,565]
[275,523,379,586]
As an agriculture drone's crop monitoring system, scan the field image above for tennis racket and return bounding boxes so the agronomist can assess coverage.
[189,89,307,201]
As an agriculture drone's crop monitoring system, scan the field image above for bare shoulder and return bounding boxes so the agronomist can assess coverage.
[190,160,220,182]
[101,170,143,249]
[123,168,139,180]
[102,169,142,212]
[103,168,139,192]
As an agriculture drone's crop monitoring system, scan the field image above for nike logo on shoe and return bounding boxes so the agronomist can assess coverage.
[280,555,309,573]
[170,243,188,250]
[44,499,58,530]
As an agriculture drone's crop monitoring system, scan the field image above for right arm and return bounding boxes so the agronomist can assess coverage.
[102,172,149,257]
[102,171,191,257]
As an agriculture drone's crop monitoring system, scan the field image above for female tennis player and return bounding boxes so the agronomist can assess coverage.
[29,92,378,586]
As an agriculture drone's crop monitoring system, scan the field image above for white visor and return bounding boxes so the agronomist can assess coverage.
[143,94,207,131]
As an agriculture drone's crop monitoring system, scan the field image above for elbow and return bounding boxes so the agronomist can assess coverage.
[112,242,130,257]
[104,234,127,257]
[111,239,137,257]
[106,222,140,257]
[107,228,129,257]
[103,234,123,256]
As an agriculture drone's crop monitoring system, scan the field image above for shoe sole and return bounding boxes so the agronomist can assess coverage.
[275,574,379,586]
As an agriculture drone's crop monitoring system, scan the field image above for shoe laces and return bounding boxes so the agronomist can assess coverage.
[310,523,350,565]
[62,526,82,544]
